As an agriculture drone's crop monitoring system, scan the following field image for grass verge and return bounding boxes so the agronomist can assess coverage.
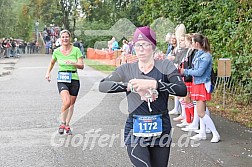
[84,59,116,74]
[208,91,252,128]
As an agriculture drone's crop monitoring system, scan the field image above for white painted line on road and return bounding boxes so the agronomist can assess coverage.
[71,82,107,124]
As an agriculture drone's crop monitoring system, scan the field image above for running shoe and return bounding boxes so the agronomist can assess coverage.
[169,109,179,115]
[181,126,198,132]
[190,134,206,141]
[58,124,65,135]
[176,121,189,128]
[65,126,72,135]
[173,115,184,122]
[211,135,220,143]
[194,129,211,134]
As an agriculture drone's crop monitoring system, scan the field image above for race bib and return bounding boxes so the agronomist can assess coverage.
[57,72,72,83]
[133,114,162,137]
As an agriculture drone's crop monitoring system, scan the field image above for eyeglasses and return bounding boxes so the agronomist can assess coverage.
[134,43,152,49]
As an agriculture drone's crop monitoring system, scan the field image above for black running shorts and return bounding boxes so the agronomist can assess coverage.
[57,80,80,96]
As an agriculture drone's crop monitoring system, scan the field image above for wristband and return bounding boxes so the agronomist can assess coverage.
[130,83,136,92]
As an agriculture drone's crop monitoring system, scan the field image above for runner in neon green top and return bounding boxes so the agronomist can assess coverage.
[53,46,82,80]
[45,29,84,135]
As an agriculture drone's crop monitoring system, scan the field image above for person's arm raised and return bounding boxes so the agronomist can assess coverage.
[99,71,128,93]
[157,69,187,97]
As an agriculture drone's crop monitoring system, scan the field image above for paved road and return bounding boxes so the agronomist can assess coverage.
[0,54,251,167]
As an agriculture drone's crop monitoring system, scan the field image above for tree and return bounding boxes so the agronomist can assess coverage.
[0,0,16,37]
[28,0,82,35]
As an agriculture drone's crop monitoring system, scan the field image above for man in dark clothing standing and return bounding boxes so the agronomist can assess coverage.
[73,38,81,50]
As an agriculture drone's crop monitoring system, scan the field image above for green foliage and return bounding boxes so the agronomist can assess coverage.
[74,0,143,49]
[150,17,175,52]
[76,20,112,50]
[27,0,83,33]
[0,0,251,104]
[0,0,34,40]
[80,0,111,22]
[139,0,252,104]
[0,0,17,37]
[80,0,142,26]
[38,0,63,28]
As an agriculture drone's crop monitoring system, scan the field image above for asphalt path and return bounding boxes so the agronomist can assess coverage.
[0,54,251,167]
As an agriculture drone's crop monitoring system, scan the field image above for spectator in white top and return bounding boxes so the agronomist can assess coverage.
[55,38,61,48]
[120,39,130,64]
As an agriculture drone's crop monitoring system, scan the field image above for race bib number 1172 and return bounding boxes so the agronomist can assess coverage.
[133,114,162,137]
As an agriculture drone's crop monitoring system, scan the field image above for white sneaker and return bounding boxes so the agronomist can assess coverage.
[169,109,179,115]
[194,129,211,134]
[176,121,189,128]
[190,134,206,141]
[180,119,185,123]
[181,126,198,132]
[173,115,184,122]
[211,135,220,143]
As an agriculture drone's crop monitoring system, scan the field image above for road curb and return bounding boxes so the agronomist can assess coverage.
[0,58,19,77]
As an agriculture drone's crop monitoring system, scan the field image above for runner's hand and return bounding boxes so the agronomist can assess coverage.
[65,61,76,65]
[129,79,157,92]
[45,73,51,82]
[137,89,150,101]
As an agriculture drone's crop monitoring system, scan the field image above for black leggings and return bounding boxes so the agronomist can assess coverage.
[126,143,171,167]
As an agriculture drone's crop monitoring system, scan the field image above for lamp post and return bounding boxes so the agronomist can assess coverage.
[35,21,39,42]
